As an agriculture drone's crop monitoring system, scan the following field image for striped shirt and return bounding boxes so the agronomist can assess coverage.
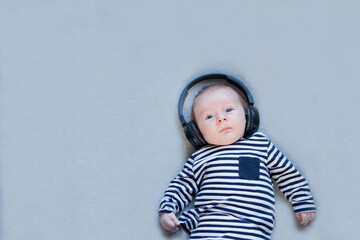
[159,132,316,240]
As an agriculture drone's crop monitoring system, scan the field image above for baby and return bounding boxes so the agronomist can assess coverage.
[159,82,316,239]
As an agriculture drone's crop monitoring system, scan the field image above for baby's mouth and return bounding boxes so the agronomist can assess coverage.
[220,127,232,133]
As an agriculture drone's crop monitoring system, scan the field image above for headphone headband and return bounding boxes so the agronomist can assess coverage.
[178,73,254,126]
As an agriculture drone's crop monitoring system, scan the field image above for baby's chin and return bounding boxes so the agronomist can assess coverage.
[207,135,243,146]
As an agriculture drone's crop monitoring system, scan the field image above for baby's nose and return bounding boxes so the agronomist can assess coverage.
[217,116,228,123]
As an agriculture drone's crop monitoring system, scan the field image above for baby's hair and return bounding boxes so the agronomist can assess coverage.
[191,83,248,122]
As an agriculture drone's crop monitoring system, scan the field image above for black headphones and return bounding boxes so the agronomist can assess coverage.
[178,73,260,149]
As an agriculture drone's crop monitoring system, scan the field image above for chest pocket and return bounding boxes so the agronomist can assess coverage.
[238,157,260,180]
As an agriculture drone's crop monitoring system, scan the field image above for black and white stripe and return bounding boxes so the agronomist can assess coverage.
[159,132,316,239]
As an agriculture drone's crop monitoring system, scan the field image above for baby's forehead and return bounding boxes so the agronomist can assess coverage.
[194,85,240,108]
[196,84,238,100]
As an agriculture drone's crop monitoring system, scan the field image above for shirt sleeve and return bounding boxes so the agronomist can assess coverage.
[266,138,316,213]
[159,157,199,215]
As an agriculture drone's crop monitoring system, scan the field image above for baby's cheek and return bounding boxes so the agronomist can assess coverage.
[198,124,211,137]
[203,132,218,145]
[202,132,214,144]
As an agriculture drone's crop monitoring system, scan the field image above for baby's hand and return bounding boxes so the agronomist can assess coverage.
[296,211,316,227]
[160,212,180,231]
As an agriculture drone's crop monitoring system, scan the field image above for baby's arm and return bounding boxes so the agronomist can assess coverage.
[158,157,198,231]
[160,212,180,231]
[265,136,316,226]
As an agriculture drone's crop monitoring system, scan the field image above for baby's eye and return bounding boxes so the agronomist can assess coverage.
[206,114,214,120]
[226,108,233,113]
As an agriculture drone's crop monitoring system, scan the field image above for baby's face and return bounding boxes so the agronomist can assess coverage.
[193,86,246,146]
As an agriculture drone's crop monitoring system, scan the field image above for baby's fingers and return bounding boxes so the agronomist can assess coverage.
[300,213,309,226]
[164,220,179,231]
[309,212,316,221]
[296,212,315,227]
[160,212,180,231]
[169,212,180,226]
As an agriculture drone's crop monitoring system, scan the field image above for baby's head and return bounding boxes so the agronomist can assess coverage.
[192,84,248,146]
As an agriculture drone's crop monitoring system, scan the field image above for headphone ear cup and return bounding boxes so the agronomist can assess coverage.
[252,106,260,133]
[245,106,260,137]
[245,108,253,137]
[184,121,207,149]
